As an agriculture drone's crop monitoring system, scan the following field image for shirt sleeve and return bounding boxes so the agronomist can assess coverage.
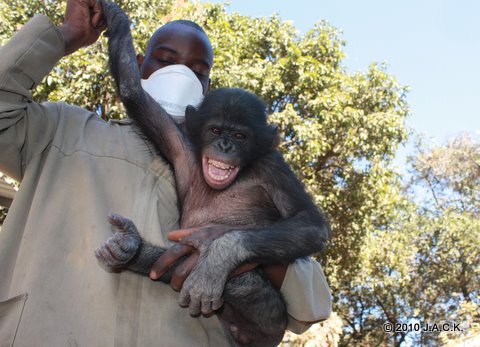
[280,258,332,334]
[0,15,65,181]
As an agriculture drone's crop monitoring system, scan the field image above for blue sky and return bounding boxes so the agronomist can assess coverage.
[205,0,480,159]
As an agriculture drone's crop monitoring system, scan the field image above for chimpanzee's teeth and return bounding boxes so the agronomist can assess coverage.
[207,158,234,181]
[208,165,232,181]
[208,159,234,169]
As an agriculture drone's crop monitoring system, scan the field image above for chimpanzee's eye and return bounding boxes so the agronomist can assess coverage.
[211,127,221,135]
[234,133,246,141]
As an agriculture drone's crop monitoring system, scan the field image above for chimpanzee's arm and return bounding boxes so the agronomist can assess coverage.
[234,151,330,263]
[101,1,193,198]
[95,214,287,346]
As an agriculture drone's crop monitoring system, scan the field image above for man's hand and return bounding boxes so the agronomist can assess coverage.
[150,242,197,291]
[59,0,105,56]
[149,225,259,291]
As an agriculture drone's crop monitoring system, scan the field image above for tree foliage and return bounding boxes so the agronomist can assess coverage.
[5,1,477,346]
[342,133,479,346]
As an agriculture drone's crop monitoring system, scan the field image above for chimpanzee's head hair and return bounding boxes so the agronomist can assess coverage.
[185,88,279,190]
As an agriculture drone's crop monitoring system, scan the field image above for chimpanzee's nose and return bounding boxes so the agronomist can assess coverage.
[218,139,234,153]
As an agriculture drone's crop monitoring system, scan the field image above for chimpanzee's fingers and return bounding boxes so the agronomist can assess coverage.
[201,300,213,316]
[95,244,116,265]
[170,252,199,291]
[106,237,123,256]
[106,237,135,261]
[94,248,104,261]
[149,243,194,280]
[107,214,137,234]
[178,289,190,308]
[212,298,224,311]
[189,297,202,317]
[112,230,139,253]
[107,213,126,228]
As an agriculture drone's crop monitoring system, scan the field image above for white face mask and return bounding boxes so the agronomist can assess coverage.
[140,64,204,123]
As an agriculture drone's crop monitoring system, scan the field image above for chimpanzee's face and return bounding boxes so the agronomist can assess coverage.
[185,88,276,191]
[199,120,253,190]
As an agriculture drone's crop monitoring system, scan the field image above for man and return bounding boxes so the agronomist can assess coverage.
[0,0,331,345]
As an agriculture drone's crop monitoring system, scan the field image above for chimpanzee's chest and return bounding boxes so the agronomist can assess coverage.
[180,180,281,229]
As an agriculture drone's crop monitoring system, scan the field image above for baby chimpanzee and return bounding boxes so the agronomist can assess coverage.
[95,2,330,346]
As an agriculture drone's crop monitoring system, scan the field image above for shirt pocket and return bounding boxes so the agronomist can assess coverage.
[0,293,28,346]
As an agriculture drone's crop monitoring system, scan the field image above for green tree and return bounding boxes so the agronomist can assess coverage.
[1,1,412,345]
[409,134,479,345]
[341,133,479,346]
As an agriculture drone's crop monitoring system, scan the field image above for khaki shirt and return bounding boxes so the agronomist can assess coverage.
[0,15,331,346]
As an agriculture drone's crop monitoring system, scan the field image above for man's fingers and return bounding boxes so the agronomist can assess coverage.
[91,0,105,29]
[150,244,194,280]
[167,227,199,241]
[229,262,260,278]
[170,252,199,291]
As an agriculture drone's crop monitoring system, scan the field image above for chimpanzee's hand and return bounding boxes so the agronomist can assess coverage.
[98,0,130,34]
[177,231,247,316]
[95,214,141,272]
[59,0,105,56]
[178,253,227,316]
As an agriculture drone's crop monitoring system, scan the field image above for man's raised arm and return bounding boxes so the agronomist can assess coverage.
[0,0,104,181]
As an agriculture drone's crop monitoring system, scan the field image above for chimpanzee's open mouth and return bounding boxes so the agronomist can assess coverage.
[202,156,240,190]
[208,159,235,180]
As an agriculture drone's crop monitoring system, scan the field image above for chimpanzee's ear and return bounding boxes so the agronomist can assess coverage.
[268,124,281,149]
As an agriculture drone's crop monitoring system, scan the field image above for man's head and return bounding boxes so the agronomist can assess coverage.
[137,20,214,95]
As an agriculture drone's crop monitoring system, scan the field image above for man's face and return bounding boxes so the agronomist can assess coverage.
[138,23,214,95]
